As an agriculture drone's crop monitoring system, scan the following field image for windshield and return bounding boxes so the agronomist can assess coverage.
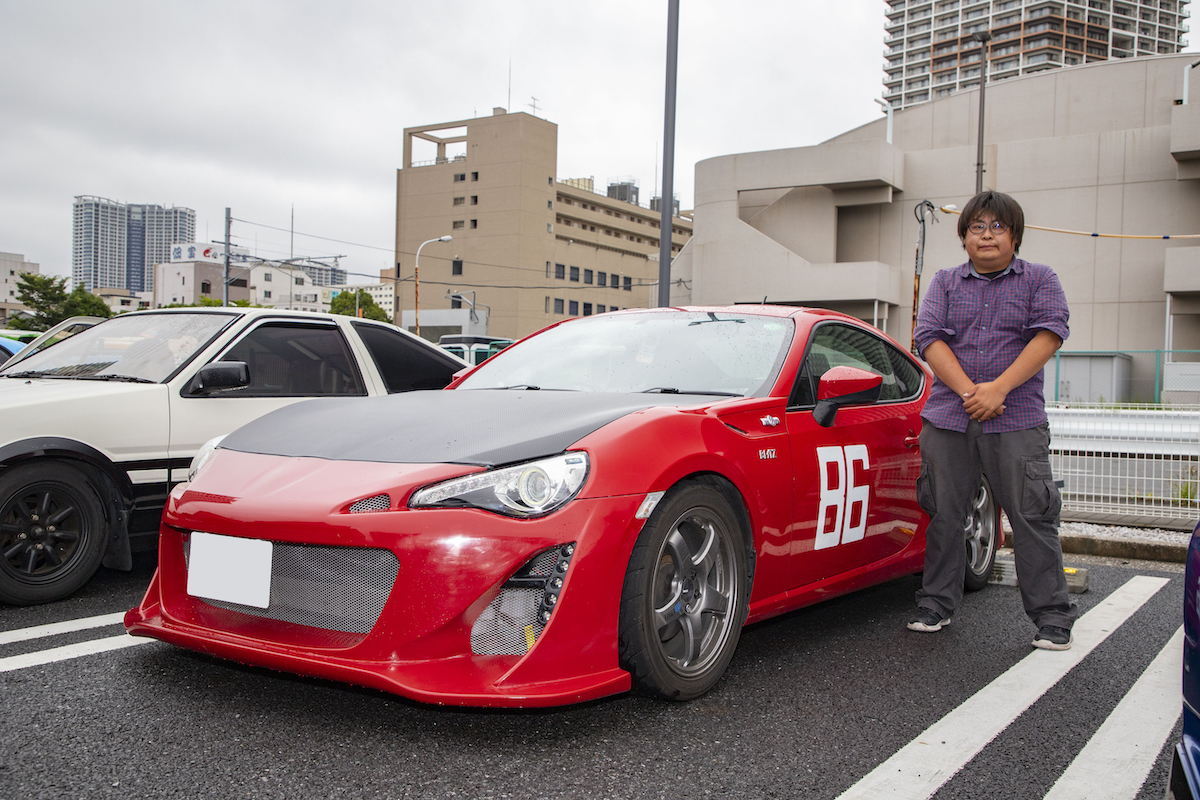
[457,310,795,396]
[0,312,235,383]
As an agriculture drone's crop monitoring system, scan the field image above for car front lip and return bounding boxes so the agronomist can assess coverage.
[125,453,647,707]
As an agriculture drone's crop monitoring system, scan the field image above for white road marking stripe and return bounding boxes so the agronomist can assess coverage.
[0,611,128,645]
[0,634,153,673]
[837,575,1171,800]
[1043,625,1185,800]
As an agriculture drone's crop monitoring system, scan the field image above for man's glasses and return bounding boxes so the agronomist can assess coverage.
[967,220,1009,235]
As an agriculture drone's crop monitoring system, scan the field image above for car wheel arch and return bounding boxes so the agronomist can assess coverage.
[668,471,757,586]
[0,438,135,503]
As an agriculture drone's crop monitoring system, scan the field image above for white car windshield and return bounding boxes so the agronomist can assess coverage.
[0,312,235,383]
[458,310,795,397]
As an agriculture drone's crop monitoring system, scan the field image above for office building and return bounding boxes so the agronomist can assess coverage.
[885,0,1192,109]
[73,196,195,293]
[673,53,1200,401]
[394,110,692,341]
[1,252,41,325]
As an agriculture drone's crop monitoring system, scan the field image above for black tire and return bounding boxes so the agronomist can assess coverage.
[963,475,1000,592]
[618,481,750,701]
[0,462,108,605]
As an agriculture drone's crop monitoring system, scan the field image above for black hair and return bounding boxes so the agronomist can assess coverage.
[957,190,1024,254]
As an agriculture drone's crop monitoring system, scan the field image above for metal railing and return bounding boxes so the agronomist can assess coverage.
[1048,403,1200,530]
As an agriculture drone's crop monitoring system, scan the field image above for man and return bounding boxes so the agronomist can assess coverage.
[909,190,1077,650]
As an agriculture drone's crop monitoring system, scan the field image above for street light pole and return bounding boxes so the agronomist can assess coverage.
[973,30,993,195]
[413,235,452,338]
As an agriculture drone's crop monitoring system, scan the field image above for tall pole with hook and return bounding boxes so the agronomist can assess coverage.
[911,200,938,355]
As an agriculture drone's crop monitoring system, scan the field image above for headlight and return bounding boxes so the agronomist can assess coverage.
[188,435,227,482]
[409,453,589,518]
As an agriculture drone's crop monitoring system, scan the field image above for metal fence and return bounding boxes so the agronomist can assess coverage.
[1048,403,1200,530]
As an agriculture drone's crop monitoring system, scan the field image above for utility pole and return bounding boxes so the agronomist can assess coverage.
[657,0,680,308]
[223,207,231,306]
[973,31,993,195]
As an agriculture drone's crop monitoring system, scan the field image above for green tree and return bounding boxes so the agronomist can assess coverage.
[11,273,113,330]
[62,284,114,320]
[329,289,389,322]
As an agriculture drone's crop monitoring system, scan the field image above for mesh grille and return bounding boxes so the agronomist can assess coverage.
[522,548,560,578]
[187,538,398,634]
[471,587,543,656]
[349,494,390,513]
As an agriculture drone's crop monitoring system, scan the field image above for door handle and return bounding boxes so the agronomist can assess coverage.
[904,435,920,449]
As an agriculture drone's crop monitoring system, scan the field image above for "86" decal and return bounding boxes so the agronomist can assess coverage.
[815,445,870,550]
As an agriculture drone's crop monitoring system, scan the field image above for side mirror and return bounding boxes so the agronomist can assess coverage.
[813,365,883,427]
[189,361,250,395]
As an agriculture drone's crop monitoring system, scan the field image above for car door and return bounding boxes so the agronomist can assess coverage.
[785,321,925,587]
[166,318,369,483]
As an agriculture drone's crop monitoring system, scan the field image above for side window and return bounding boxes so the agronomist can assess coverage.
[352,322,461,393]
[790,323,921,407]
[216,322,366,397]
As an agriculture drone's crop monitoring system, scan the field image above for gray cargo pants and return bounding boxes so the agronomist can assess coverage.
[915,420,1078,629]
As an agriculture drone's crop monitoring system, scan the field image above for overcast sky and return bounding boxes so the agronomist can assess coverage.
[3,1,1193,285]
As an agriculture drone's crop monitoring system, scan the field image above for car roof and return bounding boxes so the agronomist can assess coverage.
[605,304,867,325]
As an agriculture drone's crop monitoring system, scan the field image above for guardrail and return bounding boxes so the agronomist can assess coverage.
[1047,403,1200,530]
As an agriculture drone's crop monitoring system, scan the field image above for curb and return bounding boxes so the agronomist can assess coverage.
[1059,533,1188,564]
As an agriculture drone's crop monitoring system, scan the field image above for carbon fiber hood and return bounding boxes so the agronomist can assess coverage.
[219,389,707,466]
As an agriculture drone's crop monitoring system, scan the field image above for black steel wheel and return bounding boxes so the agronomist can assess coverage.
[963,475,1000,592]
[619,481,749,700]
[0,462,108,605]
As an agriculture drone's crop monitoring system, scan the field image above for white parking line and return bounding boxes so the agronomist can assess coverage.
[1043,625,1184,800]
[836,575,1171,800]
[0,611,127,645]
[0,633,153,673]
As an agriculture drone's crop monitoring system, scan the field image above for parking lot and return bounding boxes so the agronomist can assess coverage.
[0,549,1183,799]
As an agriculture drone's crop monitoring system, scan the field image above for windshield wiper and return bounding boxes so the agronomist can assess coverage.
[2,371,51,379]
[495,384,541,390]
[75,374,158,384]
[642,387,741,397]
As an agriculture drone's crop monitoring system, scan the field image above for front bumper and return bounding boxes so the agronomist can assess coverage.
[125,455,649,707]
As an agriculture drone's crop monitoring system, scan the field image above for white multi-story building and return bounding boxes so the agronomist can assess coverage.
[326,282,395,320]
[884,0,1192,109]
[73,196,195,294]
[1,252,41,325]
[247,264,327,313]
[154,243,251,307]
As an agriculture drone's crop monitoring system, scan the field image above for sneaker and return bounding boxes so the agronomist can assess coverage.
[1033,625,1073,650]
[907,608,951,632]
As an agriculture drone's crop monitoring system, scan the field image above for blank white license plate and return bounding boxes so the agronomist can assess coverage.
[187,532,272,609]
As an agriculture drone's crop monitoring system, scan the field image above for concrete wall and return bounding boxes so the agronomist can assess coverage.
[675,55,1200,381]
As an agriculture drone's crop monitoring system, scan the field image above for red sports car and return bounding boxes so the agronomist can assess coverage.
[125,306,999,707]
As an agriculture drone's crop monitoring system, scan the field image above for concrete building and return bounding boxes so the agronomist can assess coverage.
[93,287,151,314]
[73,196,195,293]
[886,0,1192,109]
[393,109,692,341]
[154,243,251,307]
[672,53,1200,402]
[1,252,40,325]
[326,282,396,320]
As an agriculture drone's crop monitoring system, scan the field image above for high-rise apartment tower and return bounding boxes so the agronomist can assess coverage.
[884,0,1192,109]
[73,195,195,292]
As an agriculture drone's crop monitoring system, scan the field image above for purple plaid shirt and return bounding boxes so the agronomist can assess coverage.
[914,258,1069,433]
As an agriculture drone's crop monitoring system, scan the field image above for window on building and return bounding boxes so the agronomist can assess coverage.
[623,276,632,291]
[583,303,593,316]
[546,261,552,278]
[547,223,553,233]
[554,298,564,314]
[597,271,607,286]
[555,263,566,279]
[452,259,463,276]
[453,197,465,206]
[597,304,606,313]
[200,280,211,294]
[454,173,466,182]
[450,297,461,309]
[264,290,272,299]
[547,200,553,210]
[471,172,479,181]
[471,196,478,205]
[569,266,580,282]
[452,220,465,229]
[610,274,619,289]
[264,272,272,282]
[583,269,593,284]
[569,300,579,316]
[470,219,478,229]
[295,276,305,285]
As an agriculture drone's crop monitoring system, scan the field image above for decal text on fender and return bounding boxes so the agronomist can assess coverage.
[815,444,870,550]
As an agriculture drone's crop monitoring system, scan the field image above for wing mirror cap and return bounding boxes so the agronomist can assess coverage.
[814,366,883,427]
[190,361,250,395]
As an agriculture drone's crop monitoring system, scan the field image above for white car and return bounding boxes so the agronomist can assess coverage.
[0,307,466,605]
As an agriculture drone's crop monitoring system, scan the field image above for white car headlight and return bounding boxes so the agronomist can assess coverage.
[188,435,227,482]
[409,453,589,518]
